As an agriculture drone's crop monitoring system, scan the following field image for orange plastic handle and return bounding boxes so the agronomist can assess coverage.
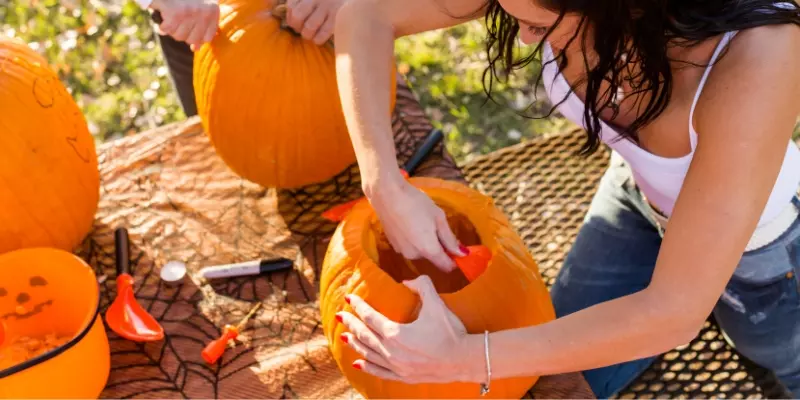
[452,245,492,282]
[201,325,239,364]
[321,169,410,222]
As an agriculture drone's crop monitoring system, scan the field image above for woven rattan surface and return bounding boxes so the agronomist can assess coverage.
[74,74,594,399]
[461,127,780,399]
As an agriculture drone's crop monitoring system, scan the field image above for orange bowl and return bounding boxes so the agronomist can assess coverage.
[0,248,110,398]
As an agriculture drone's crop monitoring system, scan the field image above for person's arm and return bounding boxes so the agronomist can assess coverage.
[462,25,800,380]
[333,0,486,269]
[334,0,485,189]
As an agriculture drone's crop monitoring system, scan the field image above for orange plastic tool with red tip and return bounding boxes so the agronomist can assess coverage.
[105,227,165,342]
[452,245,492,282]
[201,302,262,364]
[201,325,240,364]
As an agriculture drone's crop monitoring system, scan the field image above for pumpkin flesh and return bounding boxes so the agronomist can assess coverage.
[320,177,556,398]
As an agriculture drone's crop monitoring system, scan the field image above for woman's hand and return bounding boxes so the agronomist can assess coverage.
[366,176,466,272]
[337,275,478,383]
[150,0,220,50]
[285,0,346,45]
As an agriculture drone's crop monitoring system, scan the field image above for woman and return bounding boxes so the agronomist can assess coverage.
[329,0,800,395]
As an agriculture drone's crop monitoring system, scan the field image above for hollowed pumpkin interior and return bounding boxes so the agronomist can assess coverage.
[371,206,483,294]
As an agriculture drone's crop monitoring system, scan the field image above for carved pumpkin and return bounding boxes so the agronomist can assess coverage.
[319,177,556,398]
[193,0,398,189]
[0,36,100,254]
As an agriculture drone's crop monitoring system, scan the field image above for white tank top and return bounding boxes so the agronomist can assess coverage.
[541,31,800,228]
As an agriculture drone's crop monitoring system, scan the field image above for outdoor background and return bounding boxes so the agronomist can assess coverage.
[2,0,798,165]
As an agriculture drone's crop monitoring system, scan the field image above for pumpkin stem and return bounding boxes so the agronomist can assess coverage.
[270,0,335,50]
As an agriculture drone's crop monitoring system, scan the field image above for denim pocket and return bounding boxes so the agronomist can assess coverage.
[719,271,800,325]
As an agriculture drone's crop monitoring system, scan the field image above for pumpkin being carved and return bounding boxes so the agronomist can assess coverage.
[193,0,398,189]
[319,177,556,398]
[0,36,100,254]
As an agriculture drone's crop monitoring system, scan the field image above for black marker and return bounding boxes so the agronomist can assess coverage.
[198,258,294,279]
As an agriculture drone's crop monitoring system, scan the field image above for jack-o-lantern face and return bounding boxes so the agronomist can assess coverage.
[0,276,53,321]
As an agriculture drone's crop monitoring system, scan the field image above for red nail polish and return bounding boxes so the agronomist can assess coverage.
[340,333,348,343]
[352,362,362,370]
[459,244,470,255]
[344,295,351,305]
[335,314,343,323]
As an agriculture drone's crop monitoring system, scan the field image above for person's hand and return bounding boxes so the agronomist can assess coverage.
[337,275,477,383]
[150,0,220,51]
[285,0,345,45]
[368,177,466,272]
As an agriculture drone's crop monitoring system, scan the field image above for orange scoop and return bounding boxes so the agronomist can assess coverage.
[105,228,164,342]
[201,302,262,364]
[451,245,492,282]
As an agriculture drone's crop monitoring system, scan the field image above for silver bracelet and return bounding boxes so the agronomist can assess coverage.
[479,330,491,396]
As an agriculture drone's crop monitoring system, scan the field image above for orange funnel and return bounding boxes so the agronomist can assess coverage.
[451,245,492,282]
[105,228,164,342]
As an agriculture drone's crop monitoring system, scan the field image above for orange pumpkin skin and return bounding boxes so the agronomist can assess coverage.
[320,177,556,398]
[0,36,100,254]
[193,0,398,189]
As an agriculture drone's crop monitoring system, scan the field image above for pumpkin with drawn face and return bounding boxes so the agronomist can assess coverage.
[0,35,100,254]
[0,247,109,398]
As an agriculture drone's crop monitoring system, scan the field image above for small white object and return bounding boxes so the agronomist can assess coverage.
[161,260,187,284]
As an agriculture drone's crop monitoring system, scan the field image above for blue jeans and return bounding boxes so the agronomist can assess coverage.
[550,155,800,398]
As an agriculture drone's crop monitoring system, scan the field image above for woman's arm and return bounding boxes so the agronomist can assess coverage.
[461,25,800,380]
[333,0,487,270]
[334,0,485,189]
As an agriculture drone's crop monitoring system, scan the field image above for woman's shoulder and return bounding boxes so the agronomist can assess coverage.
[693,22,800,139]
[705,23,800,89]
[729,22,800,57]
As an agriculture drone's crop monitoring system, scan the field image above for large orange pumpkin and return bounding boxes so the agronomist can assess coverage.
[0,36,100,254]
[319,177,556,398]
[193,0,398,189]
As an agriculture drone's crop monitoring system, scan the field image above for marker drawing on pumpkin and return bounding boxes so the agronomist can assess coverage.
[32,75,56,109]
[66,136,92,163]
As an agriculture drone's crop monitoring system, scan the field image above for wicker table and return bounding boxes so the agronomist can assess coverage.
[78,76,595,399]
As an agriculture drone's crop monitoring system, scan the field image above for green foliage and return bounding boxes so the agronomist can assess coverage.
[1,0,562,162]
[1,0,186,143]
[2,0,796,161]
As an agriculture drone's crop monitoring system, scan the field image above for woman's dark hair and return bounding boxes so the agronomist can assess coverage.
[478,0,800,155]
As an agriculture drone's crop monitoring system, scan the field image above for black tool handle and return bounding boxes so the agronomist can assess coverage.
[115,227,131,276]
[403,128,444,176]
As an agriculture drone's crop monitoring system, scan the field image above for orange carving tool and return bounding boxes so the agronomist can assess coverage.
[201,302,262,364]
[451,245,492,282]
